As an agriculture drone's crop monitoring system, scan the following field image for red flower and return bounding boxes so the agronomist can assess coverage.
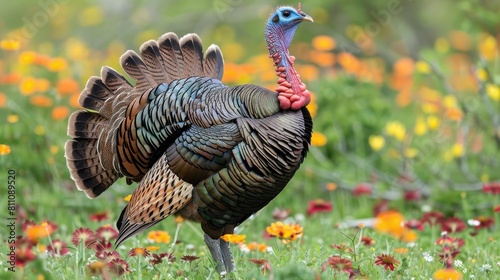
[90,211,109,222]
[14,237,36,267]
[421,211,444,227]
[405,219,424,231]
[21,220,36,232]
[330,244,354,253]
[128,247,150,258]
[494,205,500,213]
[403,189,421,201]
[181,255,200,262]
[375,254,399,271]
[473,216,494,230]
[95,241,117,261]
[307,199,332,216]
[327,255,353,276]
[441,217,466,233]
[435,236,465,248]
[107,259,130,276]
[483,182,500,195]
[149,252,176,265]
[72,227,97,247]
[47,239,69,256]
[352,183,372,197]
[96,225,119,242]
[361,236,375,246]
[249,258,272,275]
[272,208,291,220]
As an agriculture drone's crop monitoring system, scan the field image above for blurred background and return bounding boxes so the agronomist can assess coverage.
[1,0,500,221]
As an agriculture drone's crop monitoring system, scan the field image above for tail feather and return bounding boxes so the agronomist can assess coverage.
[179,34,204,77]
[203,44,224,80]
[67,111,107,139]
[158,32,185,81]
[120,50,158,93]
[139,40,170,85]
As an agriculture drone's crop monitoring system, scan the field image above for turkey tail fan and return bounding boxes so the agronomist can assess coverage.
[65,67,133,198]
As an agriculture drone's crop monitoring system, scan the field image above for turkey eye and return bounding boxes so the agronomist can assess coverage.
[282,10,291,17]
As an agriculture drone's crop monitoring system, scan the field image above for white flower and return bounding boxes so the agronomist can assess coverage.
[480,264,492,272]
[422,251,433,262]
[440,231,448,236]
[454,259,464,268]
[469,274,475,279]
[467,219,480,227]
[238,244,250,253]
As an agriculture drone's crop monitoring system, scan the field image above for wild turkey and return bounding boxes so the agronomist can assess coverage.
[65,4,313,274]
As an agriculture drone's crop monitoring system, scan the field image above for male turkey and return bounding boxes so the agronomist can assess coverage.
[65,4,313,274]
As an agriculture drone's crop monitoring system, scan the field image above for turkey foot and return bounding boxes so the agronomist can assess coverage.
[204,234,235,275]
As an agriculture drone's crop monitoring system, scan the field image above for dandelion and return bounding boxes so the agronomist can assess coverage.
[147,230,171,244]
[0,144,11,156]
[47,239,69,256]
[327,256,353,275]
[128,247,150,258]
[369,135,385,151]
[311,131,327,146]
[433,268,463,280]
[221,234,246,244]
[306,199,332,216]
[352,183,372,196]
[71,227,97,247]
[266,221,303,241]
[423,251,434,262]
[375,254,400,271]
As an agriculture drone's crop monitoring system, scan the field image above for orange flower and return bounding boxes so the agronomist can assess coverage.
[0,92,6,107]
[52,106,70,120]
[448,31,471,51]
[312,35,336,51]
[374,210,405,237]
[478,34,498,61]
[246,242,268,252]
[221,234,246,244]
[294,64,319,81]
[337,52,361,74]
[266,221,303,241]
[56,78,80,95]
[69,93,82,108]
[396,89,412,107]
[0,72,21,85]
[311,131,327,147]
[433,268,462,280]
[30,95,53,107]
[393,57,414,77]
[0,144,11,155]
[33,54,51,67]
[19,77,38,95]
[147,230,171,244]
[445,108,463,121]
[19,51,37,64]
[26,222,57,242]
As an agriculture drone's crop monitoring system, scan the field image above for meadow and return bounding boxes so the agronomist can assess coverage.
[1,0,499,279]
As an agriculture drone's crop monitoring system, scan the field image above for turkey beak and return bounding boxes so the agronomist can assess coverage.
[300,14,314,23]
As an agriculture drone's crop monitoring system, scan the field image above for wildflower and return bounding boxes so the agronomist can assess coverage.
[47,57,68,72]
[181,255,200,262]
[441,217,466,233]
[0,144,11,155]
[427,115,440,130]
[331,244,353,253]
[385,121,406,141]
[246,242,268,252]
[249,258,272,276]
[272,208,291,220]
[221,234,246,244]
[494,205,500,213]
[0,39,21,50]
[96,225,119,242]
[149,252,176,265]
[266,221,303,241]
[486,84,500,101]
[454,259,464,268]
[56,78,80,95]
[421,211,444,227]
[404,189,422,201]
[436,236,465,248]
[478,35,498,61]
[107,258,130,276]
[361,236,375,246]
[96,248,120,262]
[30,95,53,107]
[480,264,492,272]
[326,182,337,191]
[128,247,150,258]
[483,182,500,195]
[405,219,424,231]
[0,72,21,85]
[311,131,327,147]
[433,268,463,280]
[14,237,37,267]
[19,77,38,95]
[312,35,336,51]
[369,135,385,151]
[394,247,409,254]
[26,221,57,243]
[47,239,69,256]
[307,199,332,216]
[375,254,400,271]
[423,251,434,262]
[52,106,70,121]
[174,216,184,223]
[72,227,97,247]
[374,210,405,237]
[87,261,106,275]
[145,245,160,251]
[90,211,109,222]
[415,60,431,74]
[352,183,373,197]
[147,230,171,243]
[473,216,494,230]
[327,256,353,275]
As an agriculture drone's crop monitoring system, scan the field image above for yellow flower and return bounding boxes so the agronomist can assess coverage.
[124,194,132,202]
[443,95,457,108]
[0,39,21,51]
[34,125,45,136]
[7,115,19,124]
[435,37,450,53]
[368,135,385,151]
[0,144,11,155]
[478,35,498,61]
[19,77,38,96]
[404,148,418,158]
[19,51,37,64]
[147,230,171,244]
[385,121,406,141]
[266,221,303,241]
[50,145,59,154]
[145,246,160,251]
[65,38,90,60]
[476,68,488,81]
[312,35,336,51]
[433,268,463,280]
[486,84,500,101]
[415,60,431,74]
[414,118,427,136]
[311,131,327,147]
[452,143,464,157]
[427,115,440,130]
[221,234,246,244]
[47,57,68,72]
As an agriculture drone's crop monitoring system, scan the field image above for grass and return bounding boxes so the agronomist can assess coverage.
[1,0,500,279]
